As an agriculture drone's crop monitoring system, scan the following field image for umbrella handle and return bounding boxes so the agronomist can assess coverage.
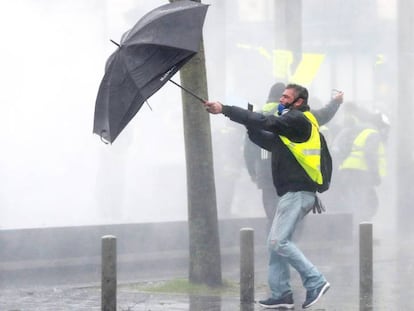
[169,79,206,103]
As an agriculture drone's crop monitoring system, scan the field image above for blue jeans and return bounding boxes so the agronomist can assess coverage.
[267,191,326,299]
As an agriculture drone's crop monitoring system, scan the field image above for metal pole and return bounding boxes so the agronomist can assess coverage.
[240,228,254,304]
[397,0,414,235]
[359,222,373,311]
[102,235,117,311]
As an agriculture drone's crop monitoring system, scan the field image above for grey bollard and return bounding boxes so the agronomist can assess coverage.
[102,235,117,311]
[359,222,373,311]
[240,228,254,303]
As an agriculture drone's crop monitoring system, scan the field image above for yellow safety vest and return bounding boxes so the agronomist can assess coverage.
[279,111,323,185]
[262,102,278,115]
[339,129,386,177]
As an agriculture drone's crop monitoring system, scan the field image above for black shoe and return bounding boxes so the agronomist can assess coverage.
[258,292,294,309]
[302,281,330,309]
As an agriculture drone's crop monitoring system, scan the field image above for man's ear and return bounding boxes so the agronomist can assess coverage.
[293,98,304,108]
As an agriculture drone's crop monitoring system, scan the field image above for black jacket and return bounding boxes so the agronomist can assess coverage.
[222,105,318,196]
[243,99,341,189]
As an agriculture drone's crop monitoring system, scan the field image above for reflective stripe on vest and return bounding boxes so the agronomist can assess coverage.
[339,129,386,176]
[279,111,323,184]
[261,149,270,160]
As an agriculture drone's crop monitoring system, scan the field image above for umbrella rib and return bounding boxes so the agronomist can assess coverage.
[110,39,120,47]
[145,100,153,111]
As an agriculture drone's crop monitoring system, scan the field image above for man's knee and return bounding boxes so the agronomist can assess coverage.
[268,239,288,254]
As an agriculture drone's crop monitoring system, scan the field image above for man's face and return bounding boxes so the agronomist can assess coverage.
[279,88,303,108]
[280,88,296,106]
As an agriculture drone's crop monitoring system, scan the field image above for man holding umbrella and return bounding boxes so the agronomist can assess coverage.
[243,83,343,232]
[205,84,343,309]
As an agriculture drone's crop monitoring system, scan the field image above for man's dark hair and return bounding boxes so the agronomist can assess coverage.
[286,83,309,110]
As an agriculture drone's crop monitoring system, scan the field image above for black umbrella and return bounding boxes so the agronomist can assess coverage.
[93,0,209,143]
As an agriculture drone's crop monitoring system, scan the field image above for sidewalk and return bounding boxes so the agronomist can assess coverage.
[2,219,413,310]
[2,237,411,310]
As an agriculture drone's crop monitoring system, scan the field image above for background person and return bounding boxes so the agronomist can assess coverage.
[243,83,285,226]
[330,103,389,225]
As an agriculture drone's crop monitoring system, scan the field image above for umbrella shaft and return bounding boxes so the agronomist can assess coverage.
[169,79,205,103]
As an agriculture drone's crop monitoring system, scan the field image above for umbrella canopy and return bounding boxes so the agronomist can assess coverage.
[93,0,209,143]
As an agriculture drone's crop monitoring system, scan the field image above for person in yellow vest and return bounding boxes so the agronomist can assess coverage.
[204,84,342,309]
[244,83,343,231]
[331,103,389,224]
[243,83,285,226]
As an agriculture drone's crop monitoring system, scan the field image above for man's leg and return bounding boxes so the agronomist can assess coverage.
[260,249,294,309]
[268,192,327,292]
[268,249,291,298]
[262,185,279,231]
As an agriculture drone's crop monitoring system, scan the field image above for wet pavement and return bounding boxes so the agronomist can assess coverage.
[1,228,413,310]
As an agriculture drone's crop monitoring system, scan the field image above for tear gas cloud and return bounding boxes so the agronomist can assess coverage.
[0,0,401,234]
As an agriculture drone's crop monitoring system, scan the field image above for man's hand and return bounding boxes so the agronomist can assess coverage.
[332,89,344,104]
[204,101,223,114]
[312,196,326,214]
